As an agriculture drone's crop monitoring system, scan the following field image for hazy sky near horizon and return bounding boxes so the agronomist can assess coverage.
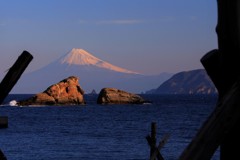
[0,0,217,77]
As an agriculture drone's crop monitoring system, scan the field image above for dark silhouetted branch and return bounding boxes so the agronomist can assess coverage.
[0,51,33,104]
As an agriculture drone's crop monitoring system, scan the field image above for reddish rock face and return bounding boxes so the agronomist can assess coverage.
[18,76,85,106]
[97,88,146,104]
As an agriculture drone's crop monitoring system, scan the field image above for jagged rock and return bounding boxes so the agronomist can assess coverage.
[18,76,85,106]
[97,88,146,104]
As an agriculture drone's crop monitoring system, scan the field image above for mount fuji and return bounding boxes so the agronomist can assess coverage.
[60,48,139,74]
[12,48,172,94]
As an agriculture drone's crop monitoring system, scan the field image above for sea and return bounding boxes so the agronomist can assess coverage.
[0,94,220,160]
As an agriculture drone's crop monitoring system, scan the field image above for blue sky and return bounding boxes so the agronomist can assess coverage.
[0,0,217,78]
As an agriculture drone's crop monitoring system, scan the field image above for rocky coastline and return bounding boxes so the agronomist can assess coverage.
[17,76,147,106]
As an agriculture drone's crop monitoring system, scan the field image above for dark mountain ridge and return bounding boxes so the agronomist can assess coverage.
[146,69,218,95]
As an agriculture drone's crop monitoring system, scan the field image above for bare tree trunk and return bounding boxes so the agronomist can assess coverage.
[216,1,240,159]
[179,0,240,159]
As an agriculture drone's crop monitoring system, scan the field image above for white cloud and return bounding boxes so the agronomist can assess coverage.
[158,16,176,22]
[78,20,88,24]
[78,19,143,25]
[97,19,143,25]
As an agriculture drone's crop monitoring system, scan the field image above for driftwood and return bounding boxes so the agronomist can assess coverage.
[0,51,33,104]
[146,122,169,160]
[150,134,170,160]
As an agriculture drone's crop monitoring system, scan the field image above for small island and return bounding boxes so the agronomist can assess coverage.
[18,76,85,106]
[97,88,146,105]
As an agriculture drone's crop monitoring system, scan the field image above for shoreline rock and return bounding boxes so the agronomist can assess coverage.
[18,76,85,106]
[97,88,146,104]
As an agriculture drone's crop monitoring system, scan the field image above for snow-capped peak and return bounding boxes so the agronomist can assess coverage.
[61,48,102,65]
[60,48,139,74]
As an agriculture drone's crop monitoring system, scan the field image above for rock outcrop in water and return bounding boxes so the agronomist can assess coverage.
[18,76,85,106]
[97,88,146,104]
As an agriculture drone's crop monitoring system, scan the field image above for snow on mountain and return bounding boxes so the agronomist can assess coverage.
[60,48,139,74]
[11,48,172,94]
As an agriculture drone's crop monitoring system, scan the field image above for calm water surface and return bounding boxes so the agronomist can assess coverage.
[0,94,219,160]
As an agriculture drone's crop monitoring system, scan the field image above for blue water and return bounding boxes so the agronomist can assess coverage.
[0,94,219,160]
